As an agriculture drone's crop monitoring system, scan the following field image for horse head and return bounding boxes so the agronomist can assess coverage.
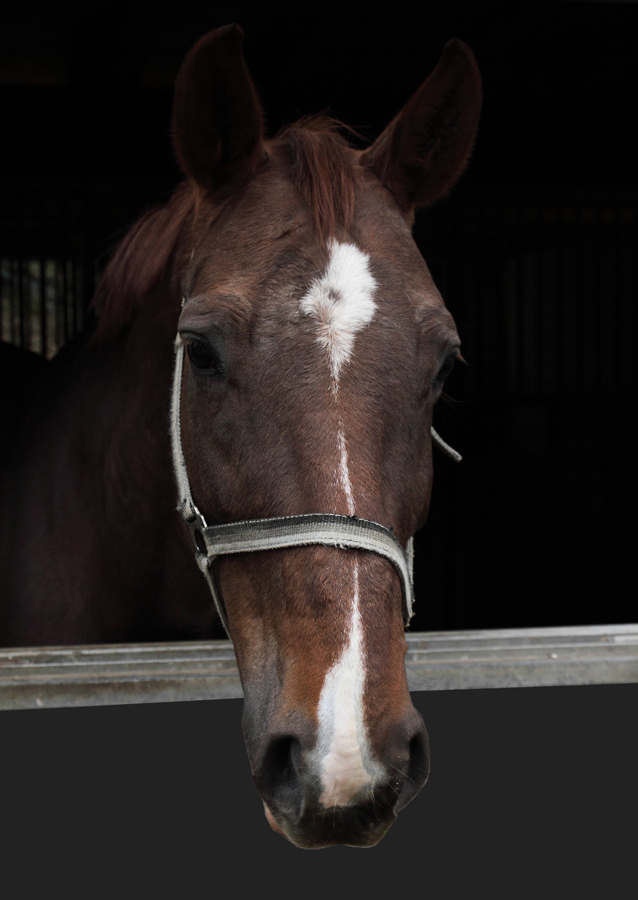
[169,24,481,848]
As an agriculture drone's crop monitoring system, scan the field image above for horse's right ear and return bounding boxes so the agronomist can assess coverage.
[172,24,264,199]
[360,39,482,212]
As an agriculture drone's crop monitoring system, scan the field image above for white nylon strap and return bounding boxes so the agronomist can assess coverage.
[170,338,461,639]
[170,336,192,514]
[431,427,462,463]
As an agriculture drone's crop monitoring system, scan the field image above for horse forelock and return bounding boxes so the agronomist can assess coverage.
[274,116,361,242]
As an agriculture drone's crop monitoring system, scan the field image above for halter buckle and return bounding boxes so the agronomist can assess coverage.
[183,502,210,559]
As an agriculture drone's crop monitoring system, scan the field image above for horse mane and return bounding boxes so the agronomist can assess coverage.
[92,117,362,343]
[91,182,196,343]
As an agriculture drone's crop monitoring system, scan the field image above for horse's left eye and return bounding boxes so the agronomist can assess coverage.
[435,353,456,386]
[185,337,223,375]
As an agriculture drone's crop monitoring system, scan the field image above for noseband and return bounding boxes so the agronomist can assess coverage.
[170,335,460,639]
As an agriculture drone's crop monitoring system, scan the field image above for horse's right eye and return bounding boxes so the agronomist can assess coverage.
[185,337,223,375]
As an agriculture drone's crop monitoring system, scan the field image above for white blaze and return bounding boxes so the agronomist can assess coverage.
[300,240,377,391]
[302,240,382,806]
[314,564,383,807]
[337,428,355,516]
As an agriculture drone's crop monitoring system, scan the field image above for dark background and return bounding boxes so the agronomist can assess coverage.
[1,0,636,633]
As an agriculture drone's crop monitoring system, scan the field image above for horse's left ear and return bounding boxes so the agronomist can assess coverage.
[172,24,264,198]
[360,39,482,211]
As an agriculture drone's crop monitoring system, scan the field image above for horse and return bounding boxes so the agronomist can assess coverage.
[0,24,481,847]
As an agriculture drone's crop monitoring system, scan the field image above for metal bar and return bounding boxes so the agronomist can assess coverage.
[17,201,26,349]
[39,197,47,357]
[1,624,637,711]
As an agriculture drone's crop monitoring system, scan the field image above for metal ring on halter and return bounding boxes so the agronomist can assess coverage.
[170,334,461,640]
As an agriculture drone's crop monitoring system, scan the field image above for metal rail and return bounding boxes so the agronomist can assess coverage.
[2,624,637,711]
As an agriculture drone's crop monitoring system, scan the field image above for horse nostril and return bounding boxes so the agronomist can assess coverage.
[409,727,430,784]
[395,724,430,811]
[254,736,305,823]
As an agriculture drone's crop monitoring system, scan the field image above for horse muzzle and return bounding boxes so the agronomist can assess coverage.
[249,707,430,848]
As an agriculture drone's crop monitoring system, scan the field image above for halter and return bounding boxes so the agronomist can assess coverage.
[170,335,461,640]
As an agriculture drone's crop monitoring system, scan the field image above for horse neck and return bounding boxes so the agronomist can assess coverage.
[16,273,182,544]
[92,280,181,526]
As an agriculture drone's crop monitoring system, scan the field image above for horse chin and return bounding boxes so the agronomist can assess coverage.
[264,802,288,838]
[263,801,397,849]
